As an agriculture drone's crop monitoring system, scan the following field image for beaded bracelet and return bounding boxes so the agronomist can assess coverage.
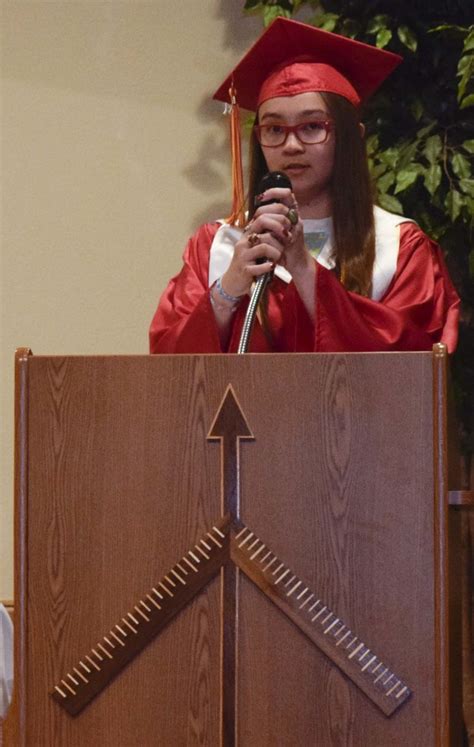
[209,291,237,314]
[215,276,242,305]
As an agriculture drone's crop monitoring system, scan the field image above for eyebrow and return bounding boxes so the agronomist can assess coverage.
[259,108,330,122]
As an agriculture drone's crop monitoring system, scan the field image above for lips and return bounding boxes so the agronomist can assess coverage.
[283,163,309,172]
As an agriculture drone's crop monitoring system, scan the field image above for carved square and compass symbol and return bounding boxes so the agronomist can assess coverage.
[51,385,411,724]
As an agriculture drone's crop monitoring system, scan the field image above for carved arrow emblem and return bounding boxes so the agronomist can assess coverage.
[207,385,254,745]
[207,385,254,519]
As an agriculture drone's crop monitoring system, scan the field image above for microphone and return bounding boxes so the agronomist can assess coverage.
[255,170,292,209]
[254,171,293,267]
[237,171,293,354]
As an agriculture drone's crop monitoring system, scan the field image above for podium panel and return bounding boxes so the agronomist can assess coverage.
[6,351,460,745]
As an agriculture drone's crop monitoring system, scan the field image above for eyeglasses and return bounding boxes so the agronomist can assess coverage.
[254,120,334,148]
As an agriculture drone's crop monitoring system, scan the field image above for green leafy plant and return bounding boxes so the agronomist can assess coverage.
[244,0,474,465]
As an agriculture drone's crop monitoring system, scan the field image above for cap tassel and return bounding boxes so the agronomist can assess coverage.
[225,84,246,227]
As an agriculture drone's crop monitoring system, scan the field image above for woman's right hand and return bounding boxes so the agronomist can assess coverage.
[221,213,290,298]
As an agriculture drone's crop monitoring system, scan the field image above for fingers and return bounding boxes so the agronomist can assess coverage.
[252,203,292,224]
[246,239,282,264]
[222,236,283,297]
[255,187,294,205]
[246,260,275,278]
[255,188,299,210]
[245,214,292,241]
[250,193,300,232]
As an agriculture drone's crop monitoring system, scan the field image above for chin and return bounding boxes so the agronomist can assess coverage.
[294,180,328,200]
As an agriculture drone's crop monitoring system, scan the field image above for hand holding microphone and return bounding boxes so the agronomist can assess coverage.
[220,171,300,299]
[250,170,297,268]
[233,171,301,353]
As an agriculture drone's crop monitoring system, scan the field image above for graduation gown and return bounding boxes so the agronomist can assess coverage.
[149,208,460,354]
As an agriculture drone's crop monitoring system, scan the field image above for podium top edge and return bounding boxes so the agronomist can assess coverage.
[15,351,438,360]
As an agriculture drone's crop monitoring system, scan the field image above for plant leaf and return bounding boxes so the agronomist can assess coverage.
[365,134,379,155]
[457,53,474,101]
[445,189,463,221]
[370,162,387,179]
[411,99,423,121]
[462,139,474,154]
[417,122,436,139]
[459,178,474,197]
[397,141,419,170]
[451,152,471,179]
[263,6,291,26]
[424,164,442,195]
[397,25,417,52]
[429,24,467,34]
[367,14,391,34]
[460,93,474,109]
[457,52,473,75]
[377,170,395,192]
[464,29,474,52]
[313,12,339,31]
[423,135,442,164]
[394,169,419,193]
[340,17,359,38]
[376,28,392,49]
[378,147,399,169]
[377,192,403,213]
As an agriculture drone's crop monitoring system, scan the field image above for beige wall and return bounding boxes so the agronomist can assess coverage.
[0,0,261,598]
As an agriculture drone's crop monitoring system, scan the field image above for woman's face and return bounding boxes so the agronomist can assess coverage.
[257,91,335,210]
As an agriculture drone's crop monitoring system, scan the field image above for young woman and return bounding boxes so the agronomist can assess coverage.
[149,18,459,354]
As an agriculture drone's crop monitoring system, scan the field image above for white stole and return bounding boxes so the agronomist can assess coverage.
[208,206,414,302]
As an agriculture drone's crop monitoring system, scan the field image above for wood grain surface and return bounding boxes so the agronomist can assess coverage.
[6,351,460,745]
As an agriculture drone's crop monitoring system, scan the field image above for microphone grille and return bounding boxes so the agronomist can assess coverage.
[257,171,292,194]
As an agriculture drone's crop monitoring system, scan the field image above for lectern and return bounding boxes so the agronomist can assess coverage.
[4,347,464,745]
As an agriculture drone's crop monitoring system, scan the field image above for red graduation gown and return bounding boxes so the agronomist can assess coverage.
[149,221,460,354]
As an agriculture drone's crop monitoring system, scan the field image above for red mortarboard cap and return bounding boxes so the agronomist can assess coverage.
[213,17,402,110]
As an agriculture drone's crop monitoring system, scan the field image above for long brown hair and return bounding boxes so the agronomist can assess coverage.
[247,92,375,297]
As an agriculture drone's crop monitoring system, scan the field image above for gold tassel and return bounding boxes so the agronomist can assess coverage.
[225,83,246,227]
[340,263,347,286]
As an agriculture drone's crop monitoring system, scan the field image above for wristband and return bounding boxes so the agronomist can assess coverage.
[210,290,237,313]
[215,276,242,305]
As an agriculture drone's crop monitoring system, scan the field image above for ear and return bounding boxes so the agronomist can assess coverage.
[359,122,366,138]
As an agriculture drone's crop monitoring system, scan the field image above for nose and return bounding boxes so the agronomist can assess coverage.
[283,131,304,151]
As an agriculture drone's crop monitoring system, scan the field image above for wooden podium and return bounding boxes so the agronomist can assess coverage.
[5,347,464,745]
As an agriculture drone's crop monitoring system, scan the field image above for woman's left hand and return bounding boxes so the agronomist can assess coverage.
[252,186,316,321]
[251,188,312,277]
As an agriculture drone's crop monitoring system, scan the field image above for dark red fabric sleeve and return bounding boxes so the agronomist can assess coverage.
[149,223,275,354]
[314,223,460,352]
[149,223,223,353]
